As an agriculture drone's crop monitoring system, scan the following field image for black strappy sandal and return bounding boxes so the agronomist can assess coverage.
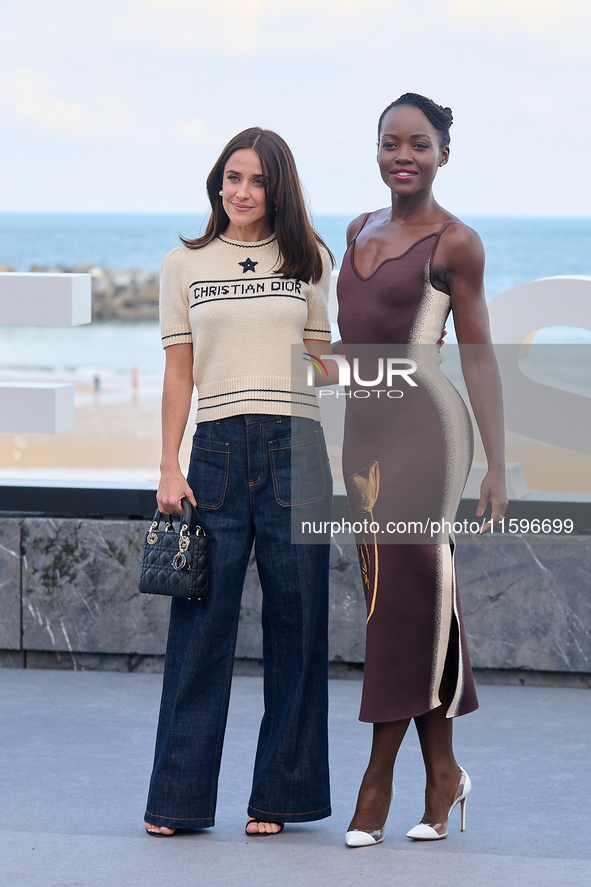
[145,825,176,837]
[245,818,284,837]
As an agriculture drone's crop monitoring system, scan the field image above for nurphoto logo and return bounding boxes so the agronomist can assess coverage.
[303,353,418,398]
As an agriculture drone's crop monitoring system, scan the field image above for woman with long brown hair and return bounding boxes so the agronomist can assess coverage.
[143,127,334,838]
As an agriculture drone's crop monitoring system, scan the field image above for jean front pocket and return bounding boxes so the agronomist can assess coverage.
[269,428,328,507]
[188,439,230,509]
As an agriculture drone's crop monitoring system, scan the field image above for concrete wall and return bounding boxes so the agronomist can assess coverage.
[1,517,590,673]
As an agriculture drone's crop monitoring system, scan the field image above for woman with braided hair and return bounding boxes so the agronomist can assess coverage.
[337,94,507,846]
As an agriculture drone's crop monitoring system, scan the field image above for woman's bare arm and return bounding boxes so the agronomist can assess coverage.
[440,225,509,532]
[157,343,197,514]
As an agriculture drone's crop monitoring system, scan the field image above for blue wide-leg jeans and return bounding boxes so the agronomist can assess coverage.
[144,415,332,829]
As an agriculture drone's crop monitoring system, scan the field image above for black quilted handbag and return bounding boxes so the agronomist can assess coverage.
[138,498,211,600]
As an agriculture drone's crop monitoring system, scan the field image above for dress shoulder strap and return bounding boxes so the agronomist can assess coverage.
[351,212,373,242]
[429,219,461,258]
[432,219,461,243]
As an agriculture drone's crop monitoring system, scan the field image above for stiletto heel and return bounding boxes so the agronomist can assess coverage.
[406,766,471,841]
[345,783,394,847]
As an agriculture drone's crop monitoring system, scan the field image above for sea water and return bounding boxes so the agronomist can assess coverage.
[1,214,590,486]
[1,214,591,378]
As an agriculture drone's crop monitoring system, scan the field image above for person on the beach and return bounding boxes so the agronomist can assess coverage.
[337,93,507,846]
[144,127,334,837]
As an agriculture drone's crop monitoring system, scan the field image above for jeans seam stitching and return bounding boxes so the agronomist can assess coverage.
[247,804,331,817]
[194,445,230,510]
[269,439,327,507]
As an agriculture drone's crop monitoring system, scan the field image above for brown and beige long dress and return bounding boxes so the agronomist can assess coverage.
[337,215,479,723]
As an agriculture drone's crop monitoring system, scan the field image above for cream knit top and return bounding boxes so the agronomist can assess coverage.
[159,234,332,424]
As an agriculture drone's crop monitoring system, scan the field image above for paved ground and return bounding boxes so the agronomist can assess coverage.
[0,669,589,887]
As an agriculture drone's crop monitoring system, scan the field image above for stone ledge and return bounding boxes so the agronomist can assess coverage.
[2,651,590,689]
[0,519,21,650]
[0,650,25,668]
[456,534,591,673]
[0,518,589,674]
[20,518,171,655]
[471,667,591,689]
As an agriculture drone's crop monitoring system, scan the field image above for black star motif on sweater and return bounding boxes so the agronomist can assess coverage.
[239,257,258,273]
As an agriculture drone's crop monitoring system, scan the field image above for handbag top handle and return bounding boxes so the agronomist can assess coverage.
[149,498,206,537]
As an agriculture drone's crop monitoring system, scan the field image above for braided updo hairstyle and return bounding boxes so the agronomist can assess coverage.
[377,94,453,148]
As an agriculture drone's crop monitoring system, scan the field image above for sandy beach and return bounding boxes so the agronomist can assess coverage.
[1,383,590,495]
[0,382,193,484]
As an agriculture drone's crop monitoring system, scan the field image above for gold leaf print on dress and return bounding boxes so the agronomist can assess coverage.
[359,540,370,591]
[348,460,380,623]
[348,459,380,511]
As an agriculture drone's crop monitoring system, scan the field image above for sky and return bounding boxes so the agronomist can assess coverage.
[1,0,590,216]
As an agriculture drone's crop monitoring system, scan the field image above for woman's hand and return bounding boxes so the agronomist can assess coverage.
[476,468,508,534]
[157,465,197,515]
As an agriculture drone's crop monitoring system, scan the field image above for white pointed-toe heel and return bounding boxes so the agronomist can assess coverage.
[406,767,471,841]
[345,826,385,847]
[345,783,394,847]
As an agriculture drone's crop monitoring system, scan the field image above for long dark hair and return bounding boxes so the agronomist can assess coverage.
[377,93,453,148]
[181,128,334,282]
